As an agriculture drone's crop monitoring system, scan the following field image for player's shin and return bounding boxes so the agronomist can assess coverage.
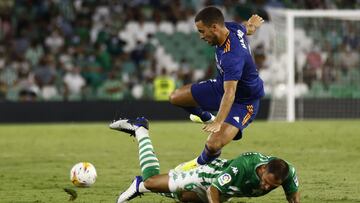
[135,127,160,180]
[197,144,221,165]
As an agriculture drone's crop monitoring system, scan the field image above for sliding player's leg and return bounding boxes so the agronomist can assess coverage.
[110,117,161,202]
[110,117,160,180]
[111,117,203,202]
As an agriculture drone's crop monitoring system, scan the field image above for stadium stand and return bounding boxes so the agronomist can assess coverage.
[0,0,359,102]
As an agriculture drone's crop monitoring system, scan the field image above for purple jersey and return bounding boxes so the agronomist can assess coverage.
[214,22,265,102]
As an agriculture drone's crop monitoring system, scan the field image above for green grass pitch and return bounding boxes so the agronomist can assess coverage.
[0,120,359,203]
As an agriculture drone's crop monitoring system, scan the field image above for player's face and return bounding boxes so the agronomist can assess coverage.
[259,171,282,191]
[195,21,218,46]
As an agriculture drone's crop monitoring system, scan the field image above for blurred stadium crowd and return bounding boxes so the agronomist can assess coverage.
[0,0,359,102]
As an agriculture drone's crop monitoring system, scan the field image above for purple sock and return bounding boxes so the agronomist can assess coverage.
[182,107,212,122]
[197,145,221,165]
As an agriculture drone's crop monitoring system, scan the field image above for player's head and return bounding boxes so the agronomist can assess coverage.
[259,159,289,191]
[195,6,225,46]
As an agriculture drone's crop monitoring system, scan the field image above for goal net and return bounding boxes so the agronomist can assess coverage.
[264,9,360,121]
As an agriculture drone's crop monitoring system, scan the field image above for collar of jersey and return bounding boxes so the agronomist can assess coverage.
[254,162,268,181]
[218,30,231,48]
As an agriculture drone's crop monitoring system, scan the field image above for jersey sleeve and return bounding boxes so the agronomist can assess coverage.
[221,53,245,81]
[211,158,245,193]
[282,165,299,195]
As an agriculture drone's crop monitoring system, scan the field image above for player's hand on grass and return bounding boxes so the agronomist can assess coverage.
[247,14,264,28]
[203,122,222,133]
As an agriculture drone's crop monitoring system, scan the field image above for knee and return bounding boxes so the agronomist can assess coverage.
[143,177,157,191]
[169,90,179,105]
[206,140,223,154]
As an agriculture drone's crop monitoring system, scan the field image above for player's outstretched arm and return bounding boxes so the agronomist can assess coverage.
[207,186,221,203]
[286,191,300,203]
[203,80,237,133]
[245,14,264,35]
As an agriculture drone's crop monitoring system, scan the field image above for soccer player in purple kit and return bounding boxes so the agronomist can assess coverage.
[169,6,265,170]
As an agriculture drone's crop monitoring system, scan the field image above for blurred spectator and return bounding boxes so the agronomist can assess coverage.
[82,59,104,91]
[303,46,323,86]
[0,48,6,69]
[0,61,17,90]
[339,44,359,74]
[0,81,6,100]
[95,43,112,72]
[322,56,338,88]
[45,29,64,54]
[253,45,267,71]
[343,23,359,50]
[0,13,13,41]
[25,40,44,67]
[34,55,59,100]
[63,65,86,101]
[16,68,39,102]
[97,70,125,100]
[177,58,194,85]
[153,68,175,101]
[13,30,30,56]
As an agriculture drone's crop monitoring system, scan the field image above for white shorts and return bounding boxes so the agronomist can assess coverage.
[168,168,209,202]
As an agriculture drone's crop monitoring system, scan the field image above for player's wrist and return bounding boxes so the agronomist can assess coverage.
[213,118,224,124]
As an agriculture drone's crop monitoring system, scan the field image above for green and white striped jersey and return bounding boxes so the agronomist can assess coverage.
[210,152,298,199]
[169,152,298,202]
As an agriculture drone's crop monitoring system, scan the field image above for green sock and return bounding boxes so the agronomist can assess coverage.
[135,127,160,180]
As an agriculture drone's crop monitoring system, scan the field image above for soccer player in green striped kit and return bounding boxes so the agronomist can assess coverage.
[110,117,300,203]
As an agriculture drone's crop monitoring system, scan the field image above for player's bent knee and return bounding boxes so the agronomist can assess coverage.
[169,91,179,105]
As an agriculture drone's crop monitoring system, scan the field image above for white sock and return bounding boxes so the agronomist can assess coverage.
[135,127,149,141]
[138,181,150,193]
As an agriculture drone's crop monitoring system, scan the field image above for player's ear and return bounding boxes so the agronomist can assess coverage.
[210,23,218,31]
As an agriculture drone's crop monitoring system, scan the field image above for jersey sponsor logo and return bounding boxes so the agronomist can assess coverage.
[237,30,247,50]
[231,166,238,175]
[218,173,232,186]
[233,116,240,123]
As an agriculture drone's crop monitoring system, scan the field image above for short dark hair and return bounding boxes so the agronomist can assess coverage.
[195,6,224,27]
[267,159,290,182]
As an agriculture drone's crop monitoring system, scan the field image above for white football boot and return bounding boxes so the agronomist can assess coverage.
[116,176,143,203]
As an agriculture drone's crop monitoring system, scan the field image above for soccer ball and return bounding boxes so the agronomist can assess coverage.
[70,162,97,187]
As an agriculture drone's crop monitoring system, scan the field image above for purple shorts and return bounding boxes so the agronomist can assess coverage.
[191,79,260,140]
